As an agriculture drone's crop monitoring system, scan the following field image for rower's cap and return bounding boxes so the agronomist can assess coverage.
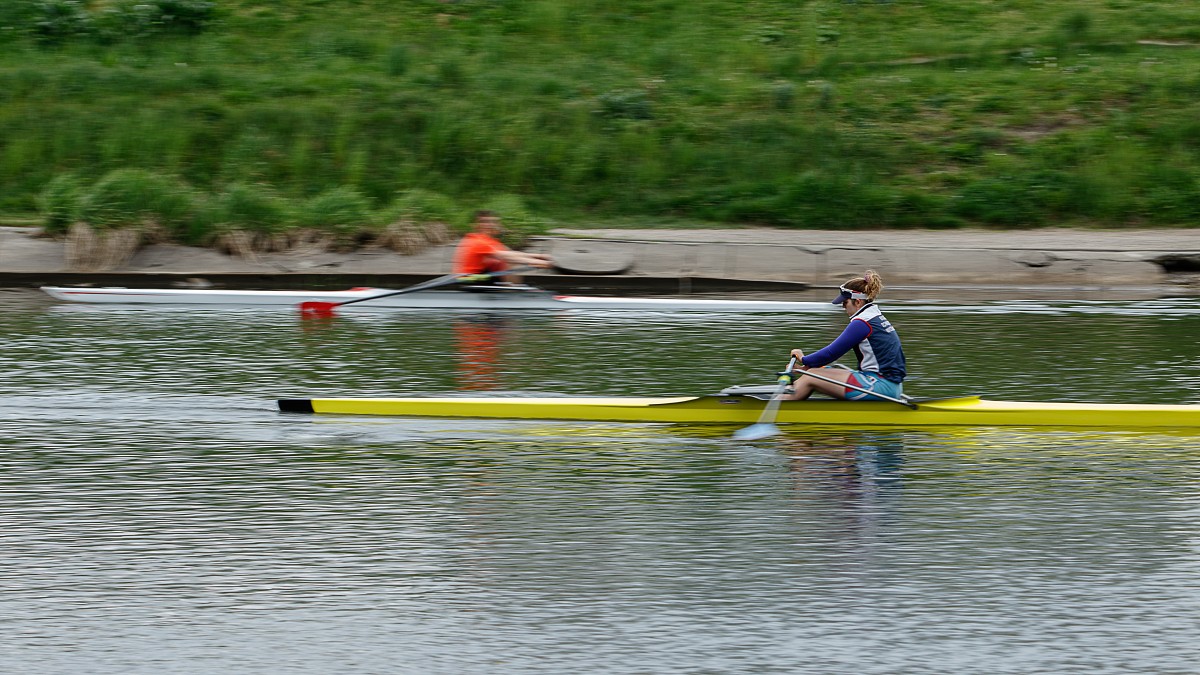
[831,285,870,305]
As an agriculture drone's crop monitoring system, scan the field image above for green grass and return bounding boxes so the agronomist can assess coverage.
[1,0,1199,239]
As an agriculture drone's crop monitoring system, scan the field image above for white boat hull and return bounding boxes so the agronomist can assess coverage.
[40,286,828,312]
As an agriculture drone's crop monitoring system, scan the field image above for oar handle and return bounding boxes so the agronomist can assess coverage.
[776,356,798,384]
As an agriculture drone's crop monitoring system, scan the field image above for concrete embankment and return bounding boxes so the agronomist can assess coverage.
[545,228,1200,292]
[2,225,1198,297]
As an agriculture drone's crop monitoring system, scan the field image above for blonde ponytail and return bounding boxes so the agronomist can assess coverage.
[843,269,884,301]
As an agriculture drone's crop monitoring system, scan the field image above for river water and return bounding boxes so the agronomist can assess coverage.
[1,290,1198,674]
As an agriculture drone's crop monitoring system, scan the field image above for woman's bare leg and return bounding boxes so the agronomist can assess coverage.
[783,367,854,400]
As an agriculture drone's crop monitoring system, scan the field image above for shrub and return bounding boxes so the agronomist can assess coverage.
[435,55,466,88]
[151,0,217,35]
[79,169,197,233]
[0,2,36,35]
[385,44,410,77]
[93,2,164,42]
[1058,11,1092,43]
[301,186,372,245]
[702,172,896,228]
[889,191,961,229]
[770,81,796,111]
[950,174,1067,227]
[34,0,216,45]
[595,89,653,121]
[32,0,92,45]
[38,173,87,236]
[207,182,292,235]
[1138,165,1200,224]
[384,188,460,229]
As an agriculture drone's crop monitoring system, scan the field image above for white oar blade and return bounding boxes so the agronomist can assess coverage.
[733,423,780,441]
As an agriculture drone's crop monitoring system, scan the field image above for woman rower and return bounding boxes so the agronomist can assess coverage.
[781,270,907,402]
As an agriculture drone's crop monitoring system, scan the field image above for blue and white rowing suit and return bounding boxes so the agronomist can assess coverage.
[800,303,906,401]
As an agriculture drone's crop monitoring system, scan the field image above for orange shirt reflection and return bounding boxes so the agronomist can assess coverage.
[454,316,507,390]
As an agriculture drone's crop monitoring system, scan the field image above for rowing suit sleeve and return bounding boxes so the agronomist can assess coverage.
[801,319,871,368]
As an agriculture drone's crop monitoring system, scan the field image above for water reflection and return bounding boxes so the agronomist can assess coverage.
[777,432,905,539]
[454,314,514,391]
[781,433,904,495]
[297,312,338,335]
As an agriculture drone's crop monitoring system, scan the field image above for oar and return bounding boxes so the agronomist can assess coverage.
[298,268,531,317]
[733,357,797,441]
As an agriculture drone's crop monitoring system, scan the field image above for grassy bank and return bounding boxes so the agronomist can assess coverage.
[2,0,1199,244]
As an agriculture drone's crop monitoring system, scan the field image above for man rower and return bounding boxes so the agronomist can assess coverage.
[452,210,554,286]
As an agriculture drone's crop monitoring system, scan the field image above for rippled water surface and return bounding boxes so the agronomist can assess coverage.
[2,292,1199,674]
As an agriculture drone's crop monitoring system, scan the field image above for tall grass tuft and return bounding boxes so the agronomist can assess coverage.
[385,44,410,77]
[200,182,294,256]
[206,182,293,236]
[38,173,87,236]
[384,189,461,232]
[376,188,462,253]
[79,169,197,235]
[301,186,373,249]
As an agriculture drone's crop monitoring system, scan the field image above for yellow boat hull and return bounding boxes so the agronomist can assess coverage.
[278,395,1200,429]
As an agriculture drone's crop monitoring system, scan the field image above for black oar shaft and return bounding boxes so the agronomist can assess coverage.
[330,273,461,308]
[302,266,536,313]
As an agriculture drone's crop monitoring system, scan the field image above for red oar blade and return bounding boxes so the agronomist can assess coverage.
[299,301,340,317]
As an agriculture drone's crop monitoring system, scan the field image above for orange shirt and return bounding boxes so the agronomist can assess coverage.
[453,232,508,274]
